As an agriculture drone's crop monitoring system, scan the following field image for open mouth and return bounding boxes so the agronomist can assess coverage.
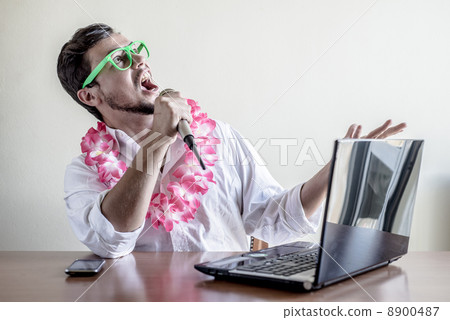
[140,71,158,92]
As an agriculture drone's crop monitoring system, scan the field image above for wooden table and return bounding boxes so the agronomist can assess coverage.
[0,251,449,302]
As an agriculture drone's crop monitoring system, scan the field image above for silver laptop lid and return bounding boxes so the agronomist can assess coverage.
[315,139,424,287]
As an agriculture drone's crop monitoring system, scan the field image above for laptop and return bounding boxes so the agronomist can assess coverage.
[194,139,424,291]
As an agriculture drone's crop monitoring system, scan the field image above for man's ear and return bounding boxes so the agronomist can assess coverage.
[77,87,101,107]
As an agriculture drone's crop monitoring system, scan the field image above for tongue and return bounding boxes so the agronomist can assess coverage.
[142,79,157,91]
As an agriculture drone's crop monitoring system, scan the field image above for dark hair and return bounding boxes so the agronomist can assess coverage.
[57,23,115,121]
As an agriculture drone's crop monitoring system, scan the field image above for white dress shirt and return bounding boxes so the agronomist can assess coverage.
[64,120,322,258]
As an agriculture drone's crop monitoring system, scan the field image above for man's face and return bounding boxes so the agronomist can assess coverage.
[85,33,159,114]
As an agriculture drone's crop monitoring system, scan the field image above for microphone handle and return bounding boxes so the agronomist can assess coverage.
[177,120,194,144]
[178,120,206,170]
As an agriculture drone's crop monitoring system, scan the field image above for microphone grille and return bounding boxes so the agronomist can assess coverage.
[159,88,175,97]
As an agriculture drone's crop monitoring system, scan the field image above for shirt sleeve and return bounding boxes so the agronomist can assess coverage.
[64,156,144,258]
[220,122,323,246]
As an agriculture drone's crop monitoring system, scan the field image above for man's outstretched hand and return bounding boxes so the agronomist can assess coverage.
[301,119,407,219]
[344,120,407,139]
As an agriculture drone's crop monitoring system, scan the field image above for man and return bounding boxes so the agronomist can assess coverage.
[58,24,406,258]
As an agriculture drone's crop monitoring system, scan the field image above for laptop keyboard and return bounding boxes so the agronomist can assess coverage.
[236,251,318,277]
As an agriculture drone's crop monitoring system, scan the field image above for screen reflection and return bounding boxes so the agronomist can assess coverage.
[316,139,423,287]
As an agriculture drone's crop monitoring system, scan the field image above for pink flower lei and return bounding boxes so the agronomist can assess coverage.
[80,99,220,232]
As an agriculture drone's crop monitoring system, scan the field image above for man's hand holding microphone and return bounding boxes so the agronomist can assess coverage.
[153,90,192,143]
[153,89,205,169]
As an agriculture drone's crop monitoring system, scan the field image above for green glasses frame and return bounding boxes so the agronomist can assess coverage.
[82,40,150,89]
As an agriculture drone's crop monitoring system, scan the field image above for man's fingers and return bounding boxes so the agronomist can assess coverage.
[344,124,362,139]
[363,119,392,139]
[354,125,362,139]
[344,124,354,138]
[377,122,407,139]
[152,90,193,137]
[344,120,406,140]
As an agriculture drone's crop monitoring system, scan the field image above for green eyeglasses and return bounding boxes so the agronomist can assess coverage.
[82,40,150,89]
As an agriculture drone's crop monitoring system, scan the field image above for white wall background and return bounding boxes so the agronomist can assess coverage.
[0,0,449,252]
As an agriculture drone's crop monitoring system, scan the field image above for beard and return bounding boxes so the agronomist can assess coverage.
[105,96,155,115]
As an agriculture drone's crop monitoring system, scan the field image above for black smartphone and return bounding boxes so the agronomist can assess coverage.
[65,259,105,276]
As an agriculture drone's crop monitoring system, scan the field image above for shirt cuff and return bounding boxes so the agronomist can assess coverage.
[88,190,145,256]
[285,183,323,235]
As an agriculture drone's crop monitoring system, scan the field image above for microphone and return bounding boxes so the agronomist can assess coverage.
[159,89,206,170]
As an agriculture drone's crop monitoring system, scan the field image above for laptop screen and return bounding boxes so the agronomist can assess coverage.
[315,139,424,287]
